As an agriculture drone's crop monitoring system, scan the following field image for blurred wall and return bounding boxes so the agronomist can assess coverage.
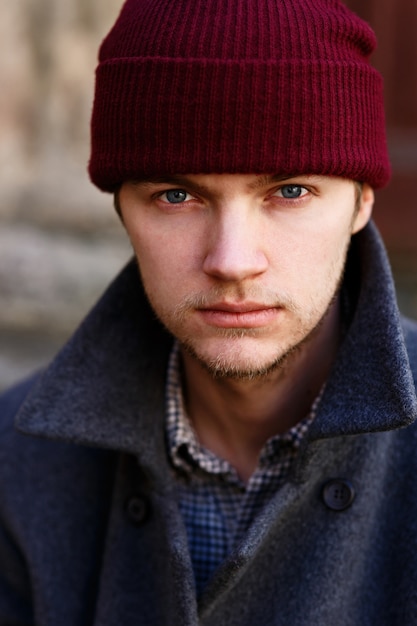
[1,0,416,389]
[0,0,131,389]
[1,0,122,224]
[345,0,417,314]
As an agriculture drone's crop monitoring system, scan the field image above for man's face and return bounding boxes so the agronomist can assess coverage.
[119,174,373,378]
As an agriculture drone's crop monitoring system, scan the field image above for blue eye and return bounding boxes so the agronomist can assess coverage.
[278,185,307,199]
[163,189,189,203]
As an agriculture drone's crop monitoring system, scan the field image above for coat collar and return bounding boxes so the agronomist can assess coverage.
[16,222,417,468]
[309,221,417,439]
[16,259,173,481]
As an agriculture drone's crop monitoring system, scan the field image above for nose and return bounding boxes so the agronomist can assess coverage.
[202,205,268,282]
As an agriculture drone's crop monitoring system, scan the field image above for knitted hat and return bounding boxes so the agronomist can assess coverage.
[89,0,390,192]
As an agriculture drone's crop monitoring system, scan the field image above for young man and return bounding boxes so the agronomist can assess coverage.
[1,0,417,624]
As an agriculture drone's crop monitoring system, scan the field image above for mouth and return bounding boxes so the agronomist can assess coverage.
[197,302,280,328]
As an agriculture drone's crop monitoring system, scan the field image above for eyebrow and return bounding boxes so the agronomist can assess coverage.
[132,175,212,197]
[131,173,312,195]
[248,174,298,189]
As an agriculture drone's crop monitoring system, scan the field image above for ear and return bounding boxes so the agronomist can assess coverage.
[351,183,374,235]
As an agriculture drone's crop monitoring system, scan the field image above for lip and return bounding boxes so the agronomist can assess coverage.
[197,302,280,328]
[201,301,274,313]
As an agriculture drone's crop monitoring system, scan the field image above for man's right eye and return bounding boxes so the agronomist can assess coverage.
[160,189,192,204]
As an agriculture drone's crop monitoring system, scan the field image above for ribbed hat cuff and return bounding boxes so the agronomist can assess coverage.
[89,57,390,191]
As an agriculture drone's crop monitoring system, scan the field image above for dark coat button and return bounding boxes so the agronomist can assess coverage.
[125,495,150,525]
[322,479,355,511]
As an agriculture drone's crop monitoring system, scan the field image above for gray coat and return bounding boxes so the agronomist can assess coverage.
[1,222,417,625]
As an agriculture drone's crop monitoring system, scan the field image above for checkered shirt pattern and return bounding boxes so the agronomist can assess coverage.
[165,342,320,597]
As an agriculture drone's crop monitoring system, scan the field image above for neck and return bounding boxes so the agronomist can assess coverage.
[180,298,342,482]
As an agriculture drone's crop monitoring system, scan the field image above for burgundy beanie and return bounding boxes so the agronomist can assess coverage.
[89,0,390,192]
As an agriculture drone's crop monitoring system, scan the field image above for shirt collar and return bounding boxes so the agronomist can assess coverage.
[165,341,321,477]
[166,342,232,476]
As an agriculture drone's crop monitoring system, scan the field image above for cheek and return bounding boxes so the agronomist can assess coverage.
[130,225,200,302]
[277,225,351,299]
[308,233,352,300]
[129,221,169,266]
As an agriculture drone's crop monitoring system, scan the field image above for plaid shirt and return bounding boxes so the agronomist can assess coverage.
[165,343,320,597]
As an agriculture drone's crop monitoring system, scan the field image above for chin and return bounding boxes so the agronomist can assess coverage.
[181,335,296,381]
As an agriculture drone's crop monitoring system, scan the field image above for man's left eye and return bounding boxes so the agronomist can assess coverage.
[275,185,308,199]
[161,189,192,204]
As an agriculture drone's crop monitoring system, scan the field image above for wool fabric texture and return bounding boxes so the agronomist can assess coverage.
[88,0,390,192]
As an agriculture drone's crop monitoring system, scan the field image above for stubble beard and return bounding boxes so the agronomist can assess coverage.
[136,224,352,381]
[178,289,340,381]
[142,262,346,382]
[181,332,306,381]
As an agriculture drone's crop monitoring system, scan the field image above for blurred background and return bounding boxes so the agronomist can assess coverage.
[347,0,417,312]
[0,0,130,390]
[0,0,416,390]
